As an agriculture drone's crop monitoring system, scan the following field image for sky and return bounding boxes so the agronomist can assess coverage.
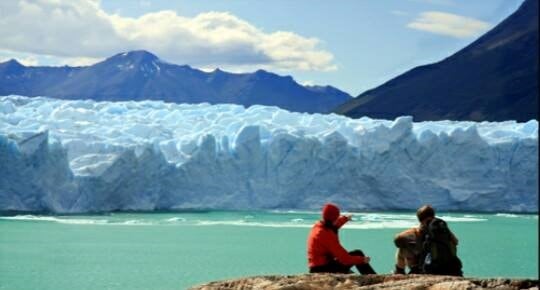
[0,0,524,96]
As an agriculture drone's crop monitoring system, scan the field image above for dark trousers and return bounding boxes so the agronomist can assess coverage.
[424,257,463,277]
[309,249,376,274]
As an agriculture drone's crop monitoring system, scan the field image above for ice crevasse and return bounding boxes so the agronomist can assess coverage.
[0,96,537,213]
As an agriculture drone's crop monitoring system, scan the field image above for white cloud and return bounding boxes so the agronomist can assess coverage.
[0,55,37,66]
[407,11,490,38]
[0,49,103,67]
[17,56,39,66]
[0,49,41,66]
[0,0,335,71]
[300,80,315,86]
[59,56,103,66]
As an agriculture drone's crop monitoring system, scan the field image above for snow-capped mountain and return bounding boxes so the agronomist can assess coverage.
[0,50,351,113]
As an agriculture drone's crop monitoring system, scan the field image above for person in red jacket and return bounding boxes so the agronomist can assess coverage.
[307,203,376,274]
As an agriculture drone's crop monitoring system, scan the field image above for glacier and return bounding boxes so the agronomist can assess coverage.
[0,95,537,213]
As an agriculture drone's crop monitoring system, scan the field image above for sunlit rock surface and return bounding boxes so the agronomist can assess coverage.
[189,274,539,290]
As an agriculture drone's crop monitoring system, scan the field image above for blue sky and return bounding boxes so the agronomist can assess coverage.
[0,0,524,95]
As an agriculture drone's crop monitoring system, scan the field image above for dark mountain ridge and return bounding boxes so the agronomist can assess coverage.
[335,0,538,122]
[0,50,351,113]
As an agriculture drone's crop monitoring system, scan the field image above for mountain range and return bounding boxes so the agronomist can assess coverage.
[1,0,537,121]
[335,0,538,122]
[0,50,351,114]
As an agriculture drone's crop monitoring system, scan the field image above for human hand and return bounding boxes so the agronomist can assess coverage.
[363,256,371,264]
[344,214,353,220]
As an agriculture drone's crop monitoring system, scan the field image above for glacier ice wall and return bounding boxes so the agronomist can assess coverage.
[0,96,537,213]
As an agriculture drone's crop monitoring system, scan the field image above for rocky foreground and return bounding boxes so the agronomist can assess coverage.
[189,274,539,290]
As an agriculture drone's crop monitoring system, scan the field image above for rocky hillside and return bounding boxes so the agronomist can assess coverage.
[189,274,539,290]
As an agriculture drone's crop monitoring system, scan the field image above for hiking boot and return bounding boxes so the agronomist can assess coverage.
[408,266,421,274]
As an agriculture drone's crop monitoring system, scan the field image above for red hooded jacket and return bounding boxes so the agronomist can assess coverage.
[307,215,366,268]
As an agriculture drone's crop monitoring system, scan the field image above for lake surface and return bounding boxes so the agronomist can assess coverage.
[0,211,538,290]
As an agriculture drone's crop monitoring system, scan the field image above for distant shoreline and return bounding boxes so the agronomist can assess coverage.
[1,208,538,217]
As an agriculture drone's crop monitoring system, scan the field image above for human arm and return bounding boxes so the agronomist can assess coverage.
[326,232,367,265]
[393,228,419,249]
[334,214,352,229]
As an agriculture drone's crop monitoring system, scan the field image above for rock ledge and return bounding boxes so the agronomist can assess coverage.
[189,274,539,290]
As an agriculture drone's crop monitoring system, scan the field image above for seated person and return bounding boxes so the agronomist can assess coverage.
[394,205,461,276]
[393,226,424,274]
[307,203,376,274]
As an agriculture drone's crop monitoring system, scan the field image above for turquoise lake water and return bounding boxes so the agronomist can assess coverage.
[0,211,538,290]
